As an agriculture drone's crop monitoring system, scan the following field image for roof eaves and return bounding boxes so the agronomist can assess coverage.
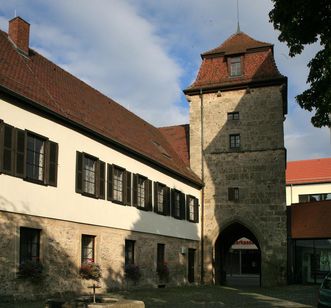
[0,83,203,188]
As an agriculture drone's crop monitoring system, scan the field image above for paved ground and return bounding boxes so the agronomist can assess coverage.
[0,284,319,307]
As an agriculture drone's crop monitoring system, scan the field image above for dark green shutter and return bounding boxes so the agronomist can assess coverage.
[107,164,113,201]
[99,160,105,199]
[186,196,190,221]
[14,128,26,178]
[126,171,131,206]
[76,152,83,193]
[171,189,175,217]
[132,174,138,207]
[164,187,170,216]
[154,182,158,213]
[147,179,153,211]
[0,120,3,173]
[3,124,14,175]
[180,192,185,219]
[47,140,58,186]
[194,198,199,223]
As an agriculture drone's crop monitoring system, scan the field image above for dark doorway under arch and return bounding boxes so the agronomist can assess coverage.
[214,222,261,287]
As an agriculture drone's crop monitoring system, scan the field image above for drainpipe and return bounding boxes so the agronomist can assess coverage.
[200,88,205,284]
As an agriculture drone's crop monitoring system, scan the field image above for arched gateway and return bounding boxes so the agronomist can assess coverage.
[215,222,261,286]
[184,31,288,286]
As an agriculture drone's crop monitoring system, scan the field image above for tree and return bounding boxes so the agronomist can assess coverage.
[269,0,331,127]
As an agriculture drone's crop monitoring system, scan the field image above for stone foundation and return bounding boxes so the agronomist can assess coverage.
[0,211,199,300]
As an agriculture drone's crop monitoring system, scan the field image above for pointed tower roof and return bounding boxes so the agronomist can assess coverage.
[202,32,272,57]
[184,31,287,95]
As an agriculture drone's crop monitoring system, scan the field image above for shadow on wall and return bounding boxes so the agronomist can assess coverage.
[0,185,200,301]
[0,196,85,301]
[200,54,287,286]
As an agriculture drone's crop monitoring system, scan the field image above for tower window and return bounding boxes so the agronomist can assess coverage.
[228,112,240,120]
[229,134,241,149]
[229,56,242,77]
[228,187,239,201]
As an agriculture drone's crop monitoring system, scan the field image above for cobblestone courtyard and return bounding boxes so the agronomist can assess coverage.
[0,284,319,307]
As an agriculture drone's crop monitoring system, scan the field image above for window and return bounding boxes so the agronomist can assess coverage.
[228,187,239,201]
[137,176,145,207]
[229,134,240,149]
[81,235,95,264]
[107,165,131,205]
[229,56,242,77]
[186,195,199,223]
[157,243,165,270]
[171,189,185,219]
[26,134,45,181]
[76,152,105,199]
[20,227,40,264]
[299,193,331,203]
[0,121,58,186]
[154,182,170,215]
[125,240,135,266]
[228,112,240,120]
[83,156,96,195]
[113,167,124,202]
[133,174,152,210]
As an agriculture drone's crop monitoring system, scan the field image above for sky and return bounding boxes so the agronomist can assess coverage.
[0,0,329,161]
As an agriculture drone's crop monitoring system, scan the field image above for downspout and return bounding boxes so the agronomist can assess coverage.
[200,88,205,284]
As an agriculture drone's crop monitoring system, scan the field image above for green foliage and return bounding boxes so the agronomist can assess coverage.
[18,260,43,281]
[124,264,141,284]
[269,0,331,127]
[79,263,102,282]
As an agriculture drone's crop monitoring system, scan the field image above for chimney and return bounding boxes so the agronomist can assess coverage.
[8,17,30,55]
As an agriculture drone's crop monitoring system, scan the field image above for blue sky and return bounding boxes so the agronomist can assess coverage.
[0,0,329,161]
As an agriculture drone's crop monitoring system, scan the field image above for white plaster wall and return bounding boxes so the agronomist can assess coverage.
[0,99,201,240]
[286,183,331,205]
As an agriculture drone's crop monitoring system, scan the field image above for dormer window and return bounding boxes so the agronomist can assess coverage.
[229,56,242,77]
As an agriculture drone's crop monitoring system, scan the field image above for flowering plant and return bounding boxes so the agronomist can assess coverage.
[18,260,43,281]
[79,262,102,281]
[125,264,141,283]
[157,262,169,282]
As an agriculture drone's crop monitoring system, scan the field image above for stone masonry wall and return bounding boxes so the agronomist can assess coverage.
[188,86,287,286]
[0,211,199,301]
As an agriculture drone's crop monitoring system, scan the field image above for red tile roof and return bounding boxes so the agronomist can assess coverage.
[184,32,286,94]
[286,158,331,185]
[0,28,201,186]
[159,124,190,167]
[202,32,272,56]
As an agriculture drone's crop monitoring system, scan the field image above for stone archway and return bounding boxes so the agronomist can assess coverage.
[214,222,261,286]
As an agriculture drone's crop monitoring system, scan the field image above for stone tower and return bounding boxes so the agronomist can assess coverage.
[184,32,288,286]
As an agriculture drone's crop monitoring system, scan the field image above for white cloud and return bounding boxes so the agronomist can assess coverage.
[0,0,329,158]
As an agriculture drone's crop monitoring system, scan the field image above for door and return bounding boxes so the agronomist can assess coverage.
[188,248,195,283]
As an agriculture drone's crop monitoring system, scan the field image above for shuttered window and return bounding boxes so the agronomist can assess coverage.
[76,152,105,199]
[154,182,170,215]
[0,121,58,186]
[26,134,45,182]
[186,195,199,223]
[171,189,185,219]
[107,165,130,205]
[133,174,152,211]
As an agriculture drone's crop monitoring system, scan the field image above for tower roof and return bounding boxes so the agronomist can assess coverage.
[184,31,287,95]
[202,32,273,57]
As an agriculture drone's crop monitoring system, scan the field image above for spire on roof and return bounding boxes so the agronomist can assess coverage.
[236,0,241,33]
